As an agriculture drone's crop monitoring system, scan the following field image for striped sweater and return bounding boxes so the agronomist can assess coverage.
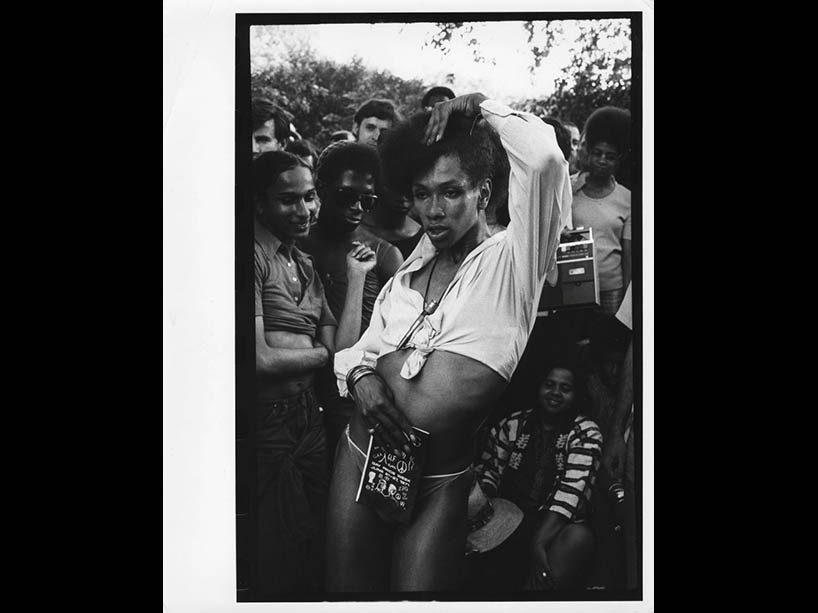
[474,411,603,521]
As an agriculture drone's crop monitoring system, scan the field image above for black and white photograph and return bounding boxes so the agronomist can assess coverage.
[164,2,654,611]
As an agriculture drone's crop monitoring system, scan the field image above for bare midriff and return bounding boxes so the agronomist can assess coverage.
[347,348,507,475]
[257,330,316,402]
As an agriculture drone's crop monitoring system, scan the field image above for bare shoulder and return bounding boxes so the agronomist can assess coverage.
[355,224,386,245]
[357,226,402,257]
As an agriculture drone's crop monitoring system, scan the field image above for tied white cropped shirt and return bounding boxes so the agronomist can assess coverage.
[334,100,571,396]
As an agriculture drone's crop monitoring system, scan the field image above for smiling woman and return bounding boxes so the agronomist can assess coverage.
[466,357,602,593]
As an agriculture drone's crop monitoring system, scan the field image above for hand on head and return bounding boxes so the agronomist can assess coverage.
[422,93,489,146]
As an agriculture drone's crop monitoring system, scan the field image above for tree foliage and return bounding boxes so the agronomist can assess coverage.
[250,20,632,158]
[520,20,631,130]
[251,40,428,152]
[427,19,631,129]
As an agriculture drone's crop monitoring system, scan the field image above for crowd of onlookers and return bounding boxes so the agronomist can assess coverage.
[243,84,636,598]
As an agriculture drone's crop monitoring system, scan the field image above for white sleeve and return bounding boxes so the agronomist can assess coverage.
[479,99,570,295]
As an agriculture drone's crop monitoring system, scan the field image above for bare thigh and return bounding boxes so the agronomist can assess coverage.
[390,471,472,591]
[546,522,596,588]
[325,438,393,592]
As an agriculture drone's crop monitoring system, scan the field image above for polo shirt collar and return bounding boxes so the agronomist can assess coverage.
[254,219,296,259]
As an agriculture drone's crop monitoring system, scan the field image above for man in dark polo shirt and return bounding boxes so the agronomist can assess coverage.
[252,150,376,596]
[300,141,403,461]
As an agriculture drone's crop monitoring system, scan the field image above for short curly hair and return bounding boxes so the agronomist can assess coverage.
[378,110,497,199]
[285,139,318,166]
[314,141,382,190]
[538,350,592,420]
[583,106,631,154]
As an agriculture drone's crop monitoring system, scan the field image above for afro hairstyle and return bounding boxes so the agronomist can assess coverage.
[378,110,496,199]
[583,106,631,154]
[314,141,382,191]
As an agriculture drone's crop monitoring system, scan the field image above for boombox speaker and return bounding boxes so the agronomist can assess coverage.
[538,227,600,312]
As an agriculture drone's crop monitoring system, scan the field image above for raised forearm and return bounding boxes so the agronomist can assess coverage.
[334,270,367,352]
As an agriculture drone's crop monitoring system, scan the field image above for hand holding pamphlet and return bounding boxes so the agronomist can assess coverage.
[355,426,430,524]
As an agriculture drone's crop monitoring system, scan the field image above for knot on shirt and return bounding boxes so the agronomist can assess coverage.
[399,316,439,379]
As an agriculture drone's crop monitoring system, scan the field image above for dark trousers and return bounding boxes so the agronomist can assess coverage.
[313,364,353,469]
[256,386,328,598]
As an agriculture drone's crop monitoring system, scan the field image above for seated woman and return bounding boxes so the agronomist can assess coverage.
[326,93,570,592]
[467,358,603,592]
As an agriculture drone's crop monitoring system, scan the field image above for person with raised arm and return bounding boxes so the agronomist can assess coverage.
[325,92,571,592]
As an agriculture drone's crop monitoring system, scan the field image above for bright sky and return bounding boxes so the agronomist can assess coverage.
[251,20,620,103]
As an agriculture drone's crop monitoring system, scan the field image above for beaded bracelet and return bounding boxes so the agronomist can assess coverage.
[346,364,377,399]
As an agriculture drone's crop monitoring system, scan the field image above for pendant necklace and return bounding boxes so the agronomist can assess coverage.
[396,255,442,350]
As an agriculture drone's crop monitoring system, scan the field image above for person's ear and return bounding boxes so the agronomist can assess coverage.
[477,177,492,210]
[352,122,359,138]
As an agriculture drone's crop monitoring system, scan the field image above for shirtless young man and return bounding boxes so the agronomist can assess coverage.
[326,93,571,592]
[252,151,376,596]
[299,142,404,462]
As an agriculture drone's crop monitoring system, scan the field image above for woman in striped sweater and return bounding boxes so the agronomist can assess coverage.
[469,359,603,591]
